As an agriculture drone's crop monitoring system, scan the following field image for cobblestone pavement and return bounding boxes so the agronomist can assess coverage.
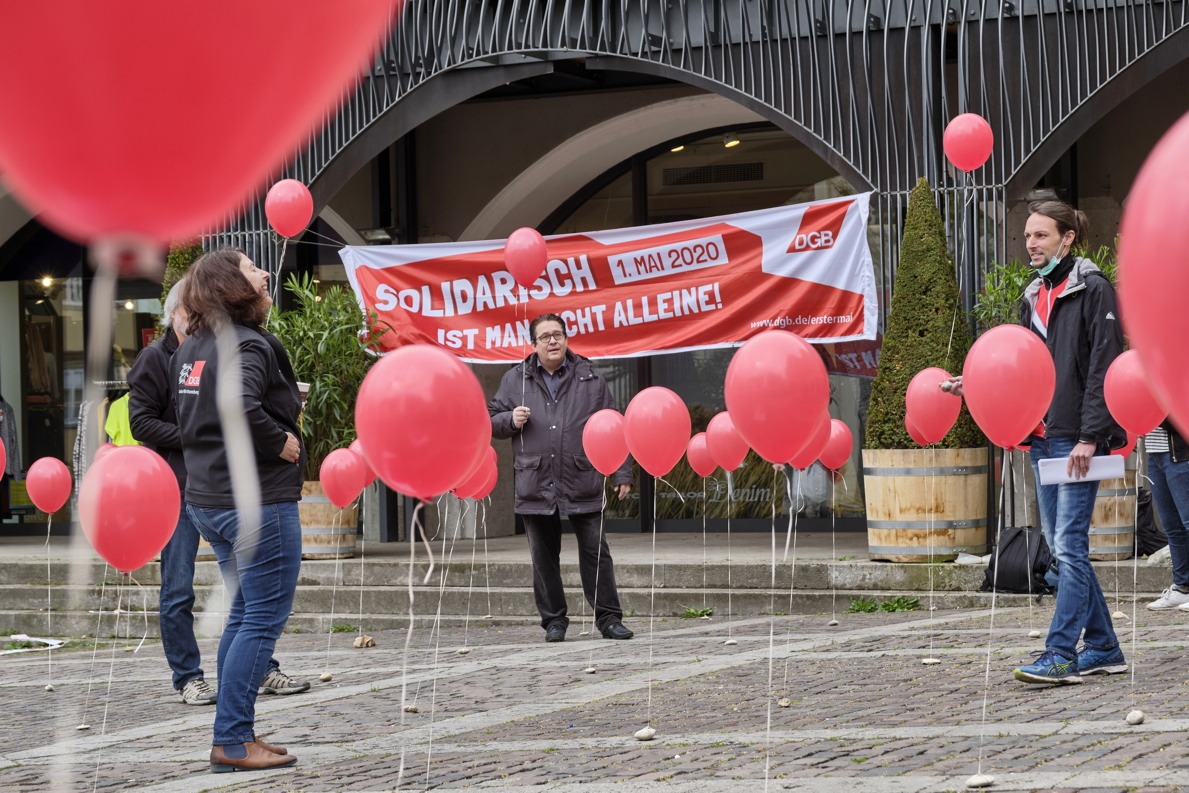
[3,603,1189,792]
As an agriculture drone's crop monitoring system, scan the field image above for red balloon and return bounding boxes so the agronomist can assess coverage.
[788,413,830,469]
[320,448,368,509]
[94,443,117,464]
[0,438,6,478]
[686,433,717,477]
[0,3,395,245]
[962,325,1055,448]
[818,419,854,472]
[26,457,72,514]
[582,409,629,477]
[623,387,691,477]
[1119,111,1189,437]
[905,367,962,444]
[348,439,377,488]
[905,413,929,446]
[78,446,179,573]
[355,345,490,500]
[472,463,499,500]
[265,179,314,238]
[456,457,497,500]
[943,113,994,172]
[724,330,830,463]
[1104,350,1166,437]
[504,227,549,289]
[1112,432,1138,458]
[705,412,749,472]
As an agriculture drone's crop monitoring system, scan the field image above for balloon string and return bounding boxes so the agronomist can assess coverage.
[1129,447,1141,699]
[725,470,734,638]
[126,573,150,655]
[702,478,708,610]
[396,501,424,787]
[45,514,53,688]
[357,488,368,636]
[645,477,658,726]
[765,471,778,790]
[975,449,1011,775]
[480,501,493,618]
[417,501,436,585]
[589,479,609,649]
[782,473,802,687]
[91,576,125,792]
[423,505,460,788]
[462,499,476,649]
[830,474,838,623]
[323,509,344,675]
[268,236,289,313]
[78,565,112,730]
[654,476,686,503]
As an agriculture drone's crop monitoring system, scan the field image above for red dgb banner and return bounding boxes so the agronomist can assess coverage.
[340,193,877,362]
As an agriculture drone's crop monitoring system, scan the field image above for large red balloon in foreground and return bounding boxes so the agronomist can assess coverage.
[79,446,179,573]
[355,345,489,501]
[1118,110,1189,436]
[0,2,396,244]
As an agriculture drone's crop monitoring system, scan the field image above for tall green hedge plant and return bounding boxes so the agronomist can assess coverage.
[865,178,983,449]
[269,273,386,481]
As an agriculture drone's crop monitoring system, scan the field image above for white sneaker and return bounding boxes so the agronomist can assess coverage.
[1149,587,1189,610]
[179,677,217,705]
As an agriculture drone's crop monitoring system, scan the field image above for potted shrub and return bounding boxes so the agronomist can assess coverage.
[269,273,386,558]
[863,177,987,561]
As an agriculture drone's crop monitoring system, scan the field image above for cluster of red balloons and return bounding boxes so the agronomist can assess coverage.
[724,330,830,463]
[962,325,1055,448]
[353,344,493,502]
[943,113,994,172]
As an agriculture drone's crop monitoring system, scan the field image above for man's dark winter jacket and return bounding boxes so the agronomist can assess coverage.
[1020,255,1125,448]
[127,327,186,489]
[489,351,632,515]
[1160,420,1189,462]
[169,323,305,507]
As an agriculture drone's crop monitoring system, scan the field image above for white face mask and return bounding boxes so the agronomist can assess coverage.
[1037,241,1068,277]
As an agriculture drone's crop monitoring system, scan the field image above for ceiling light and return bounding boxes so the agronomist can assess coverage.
[40,276,53,288]
[723,133,741,148]
[124,299,135,311]
[670,145,685,153]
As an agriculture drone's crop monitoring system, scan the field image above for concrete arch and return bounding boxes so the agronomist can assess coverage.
[460,93,767,240]
[1006,25,1189,200]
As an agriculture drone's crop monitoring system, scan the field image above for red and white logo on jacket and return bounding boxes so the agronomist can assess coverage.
[178,361,206,387]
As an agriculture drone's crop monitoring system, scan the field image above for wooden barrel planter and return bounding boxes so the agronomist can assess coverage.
[299,481,359,559]
[862,447,989,562]
[1089,467,1137,561]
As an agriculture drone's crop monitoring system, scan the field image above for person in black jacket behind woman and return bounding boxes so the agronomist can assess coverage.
[129,277,308,709]
[1144,420,1189,611]
[171,248,303,773]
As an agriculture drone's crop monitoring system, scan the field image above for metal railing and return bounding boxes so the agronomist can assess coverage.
[214,0,1188,316]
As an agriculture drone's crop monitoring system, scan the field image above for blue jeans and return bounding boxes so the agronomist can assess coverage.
[1029,436,1119,659]
[159,503,281,691]
[1148,452,1189,589]
[159,504,204,690]
[188,501,301,746]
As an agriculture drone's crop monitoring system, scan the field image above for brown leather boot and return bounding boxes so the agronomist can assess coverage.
[252,736,287,755]
[210,741,297,773]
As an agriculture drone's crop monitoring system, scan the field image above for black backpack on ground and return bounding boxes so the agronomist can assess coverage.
[982,525,1053,597]
[1135,487,1168,557]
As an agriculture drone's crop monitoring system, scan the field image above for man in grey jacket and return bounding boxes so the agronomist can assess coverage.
[489,314,634,643]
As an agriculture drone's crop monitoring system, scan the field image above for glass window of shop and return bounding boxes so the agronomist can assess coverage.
[549,125,878,530]
[18,275,163,483]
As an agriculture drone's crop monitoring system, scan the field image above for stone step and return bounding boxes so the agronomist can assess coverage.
[0,557,1171,591]
[0,584,1155,639]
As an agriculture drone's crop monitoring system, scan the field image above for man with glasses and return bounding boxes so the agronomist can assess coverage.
[489,313,635,643]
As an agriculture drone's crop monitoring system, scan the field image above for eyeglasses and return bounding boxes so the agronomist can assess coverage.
[534,331,566,343]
